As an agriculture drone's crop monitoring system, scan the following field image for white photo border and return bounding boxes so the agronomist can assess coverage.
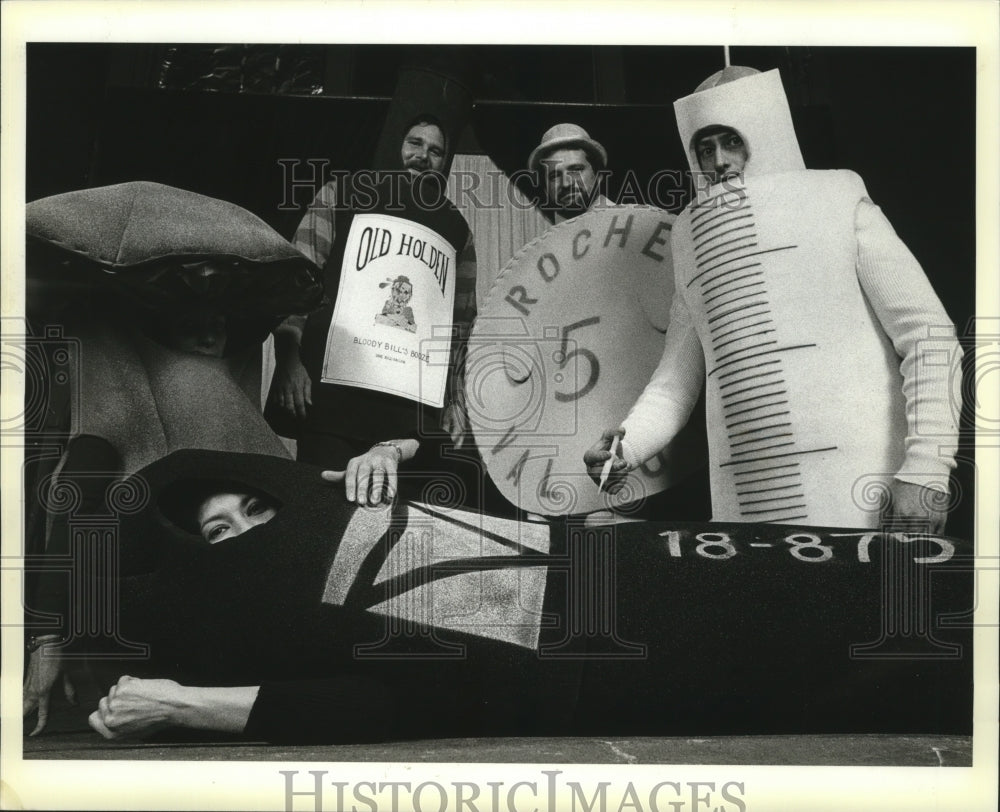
[2,2,997,811]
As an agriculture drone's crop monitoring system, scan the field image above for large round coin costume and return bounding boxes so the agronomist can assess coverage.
[620,69,961,528]
[467,204,706,516]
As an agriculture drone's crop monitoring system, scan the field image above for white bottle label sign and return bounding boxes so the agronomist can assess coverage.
[321,213,457,407]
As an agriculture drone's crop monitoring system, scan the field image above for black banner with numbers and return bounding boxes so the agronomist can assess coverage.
[537,519,973,736]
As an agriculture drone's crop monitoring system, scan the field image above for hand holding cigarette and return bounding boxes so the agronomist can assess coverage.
[584,427,628,494]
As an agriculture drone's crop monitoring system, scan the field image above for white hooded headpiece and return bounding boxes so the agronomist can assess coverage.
[674,67,805,178]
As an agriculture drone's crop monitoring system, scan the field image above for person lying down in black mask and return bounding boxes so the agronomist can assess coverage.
[76,449,972,745]
[85,449,558,745]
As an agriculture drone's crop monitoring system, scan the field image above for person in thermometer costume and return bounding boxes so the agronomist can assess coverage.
[587,66,962,531]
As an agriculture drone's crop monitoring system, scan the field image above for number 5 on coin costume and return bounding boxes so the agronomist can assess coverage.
[618,67,962,529]
[467,204,707,517]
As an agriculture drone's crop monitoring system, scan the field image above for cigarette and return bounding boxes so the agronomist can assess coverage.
[599,434,620,491]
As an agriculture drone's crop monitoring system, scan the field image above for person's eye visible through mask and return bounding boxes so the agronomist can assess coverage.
[197,492,279,543]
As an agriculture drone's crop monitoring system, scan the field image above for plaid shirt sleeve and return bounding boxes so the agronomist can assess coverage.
[292,179,338,269]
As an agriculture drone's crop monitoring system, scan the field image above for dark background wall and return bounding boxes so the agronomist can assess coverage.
[25,43,978,537]
[26,44,975,315]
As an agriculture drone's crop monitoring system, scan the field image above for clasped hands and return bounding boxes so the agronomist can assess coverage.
[88,675,185,739]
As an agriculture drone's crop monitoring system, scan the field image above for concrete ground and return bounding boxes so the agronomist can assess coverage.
[22,690,972,765]
[23,732,972,765]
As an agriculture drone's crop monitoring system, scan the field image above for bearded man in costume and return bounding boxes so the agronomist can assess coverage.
[267,115,478,507]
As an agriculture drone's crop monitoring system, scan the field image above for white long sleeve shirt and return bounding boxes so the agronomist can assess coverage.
[621,170,960,527]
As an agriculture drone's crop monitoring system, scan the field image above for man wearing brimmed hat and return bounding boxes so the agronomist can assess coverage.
[528,123,610,222]
[586,66,962,533]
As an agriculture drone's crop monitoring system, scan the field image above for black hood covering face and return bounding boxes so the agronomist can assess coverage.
[112,450,389,684]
